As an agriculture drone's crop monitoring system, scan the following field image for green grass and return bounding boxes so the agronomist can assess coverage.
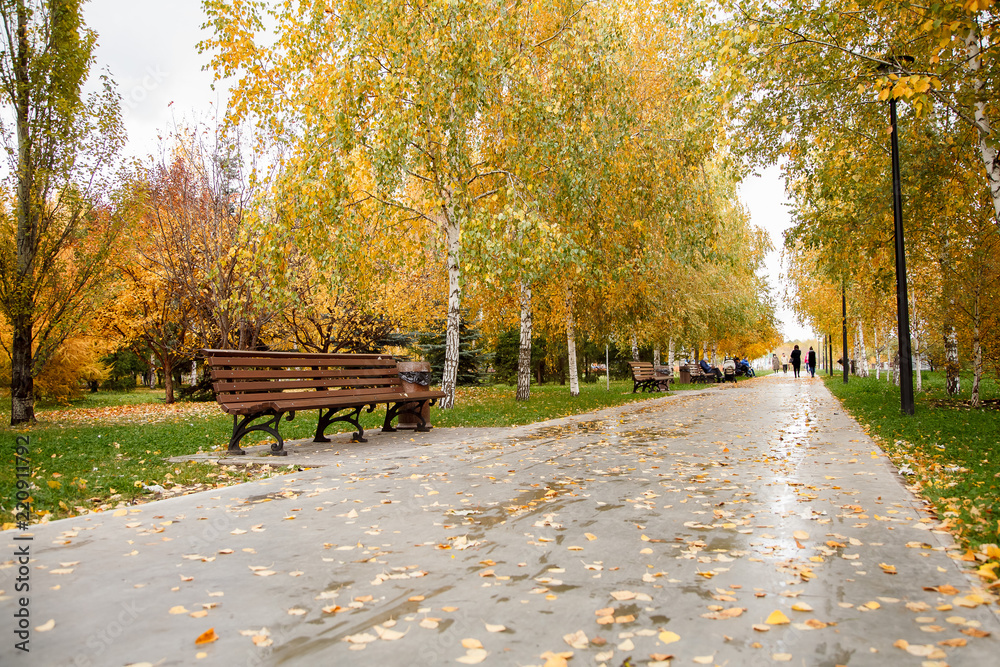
[824,370,1000,550]
[1,380,684,525]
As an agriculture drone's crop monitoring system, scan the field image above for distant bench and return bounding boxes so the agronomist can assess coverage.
[627,361,673,393]
[679,363,717,384]
[201,349,446,456]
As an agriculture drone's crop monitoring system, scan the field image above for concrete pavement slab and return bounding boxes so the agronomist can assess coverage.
[3,375,998,666]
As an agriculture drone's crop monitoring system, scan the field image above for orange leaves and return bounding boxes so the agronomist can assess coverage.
[194,628,218,645]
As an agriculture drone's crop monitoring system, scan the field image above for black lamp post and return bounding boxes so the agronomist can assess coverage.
[877,57,915,415]
[842,281,848,384]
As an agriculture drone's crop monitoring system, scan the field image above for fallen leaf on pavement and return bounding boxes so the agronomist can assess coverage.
[659,630,680,644]
[766,610,790,625]
[195,628,218,645]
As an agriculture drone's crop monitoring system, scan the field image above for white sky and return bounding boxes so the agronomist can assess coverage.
[84,1,812,343]
[739,167,815,342]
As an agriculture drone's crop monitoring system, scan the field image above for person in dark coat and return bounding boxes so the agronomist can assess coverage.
[699,358,723,381]
[790,345,802,378]
[807,346,817,377]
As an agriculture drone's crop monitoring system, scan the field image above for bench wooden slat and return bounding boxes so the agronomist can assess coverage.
[201,349,387,360]
[206,356,397,369]
[215,384,405,405]
[211,378,402,393]
[208,367,399,381]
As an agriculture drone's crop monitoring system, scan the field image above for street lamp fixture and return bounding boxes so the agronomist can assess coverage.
[876,55,915,415]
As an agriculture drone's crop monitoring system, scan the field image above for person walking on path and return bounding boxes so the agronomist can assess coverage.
[790,344,802,378]
[781,353,788,373]
[807,346,817,377]
[771,353,780,374]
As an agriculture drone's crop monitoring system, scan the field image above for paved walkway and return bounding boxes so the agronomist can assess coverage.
[3,375,998,666]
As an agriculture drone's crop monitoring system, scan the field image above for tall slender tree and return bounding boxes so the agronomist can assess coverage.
[0,0,126,424]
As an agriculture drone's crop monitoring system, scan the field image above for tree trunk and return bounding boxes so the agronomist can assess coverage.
[854,321,869,377]
[163,355,175,404]
[10,1,36,426]
[971,289,982,408]
[439,213,461,409]
[631,334,639,362]
[966,22,1000,221]
[667,339,675,370]
[873,327,880,380]
[10,315,35,425]
[516,280,532,402]
[940,237,961,395]
[944,322,960,396]
[565,286,579,397]
[653,346,660,367]
[711,343,718,366]
[912,296,923,392]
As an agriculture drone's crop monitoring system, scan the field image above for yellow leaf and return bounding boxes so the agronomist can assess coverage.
[766,610,790,625]
[791,602,813,612]
[658,630,680,644]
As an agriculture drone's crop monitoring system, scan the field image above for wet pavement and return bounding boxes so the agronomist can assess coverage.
[3,374,999,666]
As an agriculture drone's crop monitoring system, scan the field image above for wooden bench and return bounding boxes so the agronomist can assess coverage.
[627,361,672,393]
[684,363,717,384]
[201,349,446,456]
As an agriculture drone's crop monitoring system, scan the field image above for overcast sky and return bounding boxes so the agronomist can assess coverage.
[84,1,813,343]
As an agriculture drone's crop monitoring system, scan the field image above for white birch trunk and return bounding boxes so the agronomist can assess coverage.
[940,236,961,395]
[711,344,718,366]
[873,327,880,380]
[653,346,660,367]
[966,24,1000,221]
[667,339,675,371]
[855,321,869,377]
[440,214,461,409]
[631,334,639,362]
[565,286,579,397]
[945,321,960,396]
[516,280,532,402]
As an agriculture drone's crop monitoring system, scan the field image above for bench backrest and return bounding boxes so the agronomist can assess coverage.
[201,349,403,408]
[627,361,656,380]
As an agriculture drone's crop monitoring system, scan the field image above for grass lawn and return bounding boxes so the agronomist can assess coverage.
[824,370,1000,558]
[1,380,684,525]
